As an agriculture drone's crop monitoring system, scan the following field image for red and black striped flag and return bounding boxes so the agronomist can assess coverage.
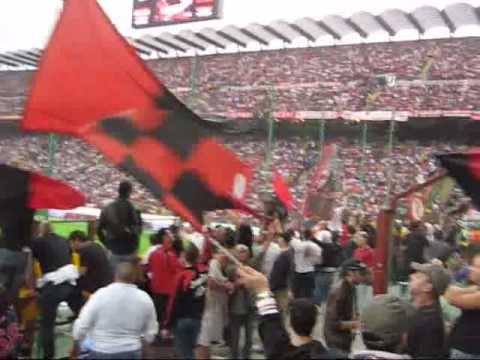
[22,0,254,229]
[0,164,85,250]
[436,151,480,209]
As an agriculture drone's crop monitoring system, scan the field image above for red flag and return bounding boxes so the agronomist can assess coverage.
[22,0,254,229]
[29,173,85,210]
[272,169,294,211]
[0,164,85,250]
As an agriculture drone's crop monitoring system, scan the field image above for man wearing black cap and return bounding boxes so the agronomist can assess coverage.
[324,258,369,353]
[97,181,142,265]
[407,262,450,358]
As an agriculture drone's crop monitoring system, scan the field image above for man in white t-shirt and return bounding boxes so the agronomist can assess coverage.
[252,215,283,278]
[72,263,158,359]
[290,232,322,300]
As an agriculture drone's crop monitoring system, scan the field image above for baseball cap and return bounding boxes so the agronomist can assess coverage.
[411,262,451,297]
[361,295,415,350]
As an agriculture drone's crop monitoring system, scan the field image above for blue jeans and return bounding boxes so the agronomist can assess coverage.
[88,349,141,359]
[451,349,480,359]
[174,318,201,359]
[314,270,335,306]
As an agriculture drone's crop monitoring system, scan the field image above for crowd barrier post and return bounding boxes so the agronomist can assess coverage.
[47,134,58,177]
[266,86,277,163]
[188,55,199,108]
[360,121,368,185]
[374,172,447,294]
[318,119,326,158]
[374,208,394,294]
[384,118,395,207]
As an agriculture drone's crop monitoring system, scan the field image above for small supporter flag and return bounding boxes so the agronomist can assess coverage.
[0,164,85,250]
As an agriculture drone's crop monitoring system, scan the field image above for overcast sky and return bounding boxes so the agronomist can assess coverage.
[0,0,477,52]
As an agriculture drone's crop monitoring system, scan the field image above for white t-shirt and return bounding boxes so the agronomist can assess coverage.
[329,206,343,233]
[290,238,322,274]
[73,283,158,353]
[254,242,282,279]
[315,230,333,244]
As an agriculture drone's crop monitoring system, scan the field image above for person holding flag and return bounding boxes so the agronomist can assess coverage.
[21,0,256,234]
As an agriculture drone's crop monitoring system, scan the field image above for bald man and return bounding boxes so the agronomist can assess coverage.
[73,263,158,359]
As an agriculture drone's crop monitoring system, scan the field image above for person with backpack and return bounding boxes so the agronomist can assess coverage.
[311,224,344,308]
[97,181,143,266]
[269,232,294,322]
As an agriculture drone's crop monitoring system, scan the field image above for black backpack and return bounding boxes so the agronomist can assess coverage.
[314,240,344,268]
[105,201,142,253]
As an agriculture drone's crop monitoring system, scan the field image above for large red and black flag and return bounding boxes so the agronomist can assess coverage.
[22,0,254,229]
[0,164,85,250]
[436,151,480,209]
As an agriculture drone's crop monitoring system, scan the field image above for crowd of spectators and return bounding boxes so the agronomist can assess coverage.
[0,38,480,117]
[0,131,468,220]
[0,37,477,218]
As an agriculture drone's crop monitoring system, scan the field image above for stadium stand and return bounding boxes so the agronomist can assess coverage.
[1,38,480,117]
[0,37,478,217]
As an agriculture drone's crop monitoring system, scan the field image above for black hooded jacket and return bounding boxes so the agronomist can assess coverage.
[259,312,347,359]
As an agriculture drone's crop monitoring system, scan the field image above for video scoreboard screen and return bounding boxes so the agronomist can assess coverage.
[132,0,221,28]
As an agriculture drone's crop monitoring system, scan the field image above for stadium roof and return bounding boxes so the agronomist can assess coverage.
[1,2,480,69]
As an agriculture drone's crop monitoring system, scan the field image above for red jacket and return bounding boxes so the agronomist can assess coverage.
[148,245,184,296]
[354,246,375,268]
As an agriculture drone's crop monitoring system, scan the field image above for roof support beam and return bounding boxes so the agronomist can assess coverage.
[440,10,456,33]
[317,20,341,40]
[345,19,368,38]
[15,52,39,63]
[25,51,41,59]
[474,7,480,25]
[375,15,396,36]
[0,54,36,67]
[132,46,151,56]
[135,39,168,54]
[406,13,425,34]
[0,58,19,67]
[239,28,270,46]
[174,34,207,51]
[289,23,316,42]
[195,32,226,49]
[263,25,292,43]
[153,36,187,52]
[7,54,37,66]
[217,30,247,47]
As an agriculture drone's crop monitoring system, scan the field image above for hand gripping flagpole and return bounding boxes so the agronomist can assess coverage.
[201,230,242,267]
